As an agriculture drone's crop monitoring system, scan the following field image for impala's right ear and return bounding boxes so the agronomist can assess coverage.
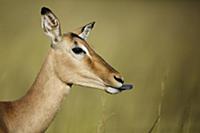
[72,22,95,40]
[41,7,62,45]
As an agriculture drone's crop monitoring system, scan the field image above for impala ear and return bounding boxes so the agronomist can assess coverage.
[41,7,62,45]
[73,22,95,40]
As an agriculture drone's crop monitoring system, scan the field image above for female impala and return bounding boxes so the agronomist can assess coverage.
[0,7,133,133]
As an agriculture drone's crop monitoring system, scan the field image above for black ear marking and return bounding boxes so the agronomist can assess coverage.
[90,21,96,28]
[41,7,52,15]
[81,27,84,32]
[81,21,95,32]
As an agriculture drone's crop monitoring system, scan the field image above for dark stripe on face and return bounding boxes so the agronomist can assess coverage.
[70,32,85,41]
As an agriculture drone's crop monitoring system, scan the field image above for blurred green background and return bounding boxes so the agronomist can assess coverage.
[0,1,200,133]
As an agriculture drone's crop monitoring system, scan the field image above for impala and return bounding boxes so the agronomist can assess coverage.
[0,7,133,133]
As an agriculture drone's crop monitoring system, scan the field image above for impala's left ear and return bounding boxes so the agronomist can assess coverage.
[41,7,62,45]
[73,22,95,40]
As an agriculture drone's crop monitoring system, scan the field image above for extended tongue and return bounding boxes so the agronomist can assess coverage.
[118,83,133,91]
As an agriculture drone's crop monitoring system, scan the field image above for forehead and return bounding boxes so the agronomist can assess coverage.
[63,32,91,48]
[63,33,83,43]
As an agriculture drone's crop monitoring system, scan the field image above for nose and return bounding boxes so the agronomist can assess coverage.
[114,75,124,84]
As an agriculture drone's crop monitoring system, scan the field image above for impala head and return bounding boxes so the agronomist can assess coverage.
[41,7,133,94]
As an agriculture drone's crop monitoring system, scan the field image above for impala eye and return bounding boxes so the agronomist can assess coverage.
[72,47,86,54]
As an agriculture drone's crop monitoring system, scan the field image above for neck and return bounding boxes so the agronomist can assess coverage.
[2,49,70,133]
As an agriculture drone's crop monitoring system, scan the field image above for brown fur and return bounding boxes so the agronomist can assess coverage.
[0,50,69,133]
[0,8,124,132]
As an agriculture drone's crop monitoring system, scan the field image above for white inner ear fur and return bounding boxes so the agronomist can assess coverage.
[41,15,62,45]
[79,26,92,40]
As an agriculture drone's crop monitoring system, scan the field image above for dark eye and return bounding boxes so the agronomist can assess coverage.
[72,47,86,54]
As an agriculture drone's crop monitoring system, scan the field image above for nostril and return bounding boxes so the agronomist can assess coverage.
[114,76,124,84]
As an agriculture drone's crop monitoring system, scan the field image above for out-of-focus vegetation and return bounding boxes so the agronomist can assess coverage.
[0,1,200,133]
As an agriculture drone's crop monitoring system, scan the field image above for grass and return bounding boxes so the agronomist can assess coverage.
[0,1,200,133]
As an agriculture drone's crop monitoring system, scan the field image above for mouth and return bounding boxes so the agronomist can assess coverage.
[105,83,134,94]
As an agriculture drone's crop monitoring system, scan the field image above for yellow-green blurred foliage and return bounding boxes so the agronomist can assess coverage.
[0,1,200,133]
